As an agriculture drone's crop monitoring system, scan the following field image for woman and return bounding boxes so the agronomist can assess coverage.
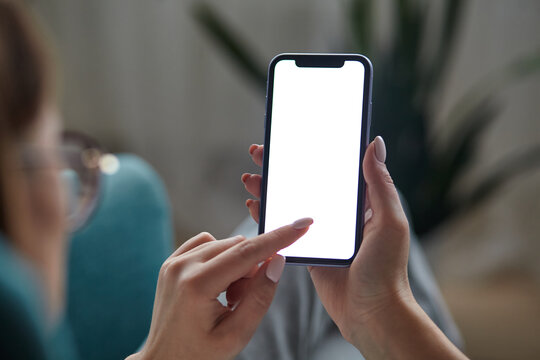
[0,1,467,359]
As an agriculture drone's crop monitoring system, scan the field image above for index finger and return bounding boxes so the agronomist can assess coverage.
[202,218,313,295]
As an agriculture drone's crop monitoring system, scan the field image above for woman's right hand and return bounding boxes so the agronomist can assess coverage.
[128,219,311,360]
[243,137,467,359]
[242,137,412,341]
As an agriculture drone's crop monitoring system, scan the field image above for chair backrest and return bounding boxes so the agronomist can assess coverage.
[67,154,173,360]
[0,236,50,359]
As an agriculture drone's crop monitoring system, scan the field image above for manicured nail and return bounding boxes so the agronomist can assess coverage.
[292,217,313,230]
[241,173,250,183]
[364,208,373,224]
[246,199,253,207]
[374,136,386,163]
[249,144,258,155]
[266,255,285,283]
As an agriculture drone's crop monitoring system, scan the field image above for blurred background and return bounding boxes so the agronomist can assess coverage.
[30,0,540,359]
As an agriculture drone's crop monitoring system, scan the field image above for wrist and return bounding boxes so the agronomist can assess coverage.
[348,289,417,351]
[348,290,467,359]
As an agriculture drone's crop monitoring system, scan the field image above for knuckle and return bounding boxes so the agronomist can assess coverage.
[231,235,246,243]
[384,215,410,237]
[262,229,280,244]
[197,231,215,242]
[177,265,203,287]
[249,284,274,310]
[236,240,259,258]
[159,260,170,278]
[160,257,188,279]
[381,168,395,186]
[159,258,174,277]
[178,232,216,253]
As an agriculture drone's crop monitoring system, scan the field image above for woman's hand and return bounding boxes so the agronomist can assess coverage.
[243,137,411,339]
[129,220,312,360]
[242,138,467,359]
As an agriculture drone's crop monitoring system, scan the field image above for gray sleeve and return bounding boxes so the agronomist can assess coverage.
[400,192,463,349]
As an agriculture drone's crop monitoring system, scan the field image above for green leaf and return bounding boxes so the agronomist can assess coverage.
[386,0,424,102]
[349,0,373,54]
[419,0,465,99]
[440,49,540,135]
[410,100,497,235]
[192,2,267,92]
[429,99,498,201]
[418,50,540,234]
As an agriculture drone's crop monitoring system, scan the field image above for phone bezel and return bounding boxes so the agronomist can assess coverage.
[259,53,373,267]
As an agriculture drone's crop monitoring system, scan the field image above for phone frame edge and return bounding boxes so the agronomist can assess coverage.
[259,53,374,267]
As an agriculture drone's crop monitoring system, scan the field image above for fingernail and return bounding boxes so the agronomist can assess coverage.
[364,208,373,224]
[374,136,386,163]
[266,255,285,283]
[292,217,313,230]
[241,173,250,183]
[246,199,253,207]
[249,144,258,155]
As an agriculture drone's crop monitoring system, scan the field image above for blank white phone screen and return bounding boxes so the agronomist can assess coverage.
[265,59,365,260]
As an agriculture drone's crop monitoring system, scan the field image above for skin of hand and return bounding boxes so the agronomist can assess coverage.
[242,137,410,341]
[128,220,312,360]
[242,137,468,359]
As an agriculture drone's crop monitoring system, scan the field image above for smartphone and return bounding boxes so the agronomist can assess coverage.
[259,53,373,266]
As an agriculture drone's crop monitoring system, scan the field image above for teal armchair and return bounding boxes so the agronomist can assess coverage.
[0,154,173,360]
[67,154,174,360]
[0,235,50,359]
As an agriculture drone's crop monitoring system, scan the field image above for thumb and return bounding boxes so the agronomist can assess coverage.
[217,255,285,347]
[362,136,406,226]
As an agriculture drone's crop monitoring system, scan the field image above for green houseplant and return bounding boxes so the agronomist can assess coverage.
[193,0,540,238]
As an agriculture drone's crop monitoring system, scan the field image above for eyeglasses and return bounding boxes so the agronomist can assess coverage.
[60,131,104,232]
[19,131,119,233]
